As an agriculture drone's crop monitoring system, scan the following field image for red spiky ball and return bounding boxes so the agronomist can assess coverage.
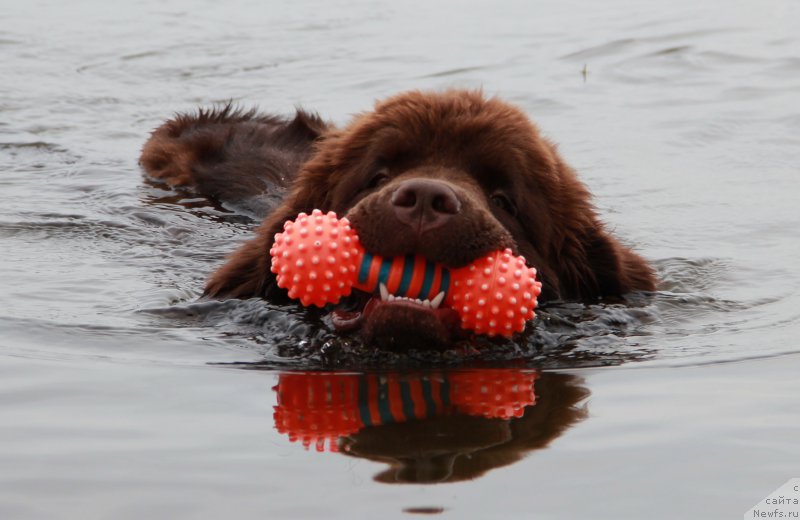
[448,249,541,337]
[269,210,362,307]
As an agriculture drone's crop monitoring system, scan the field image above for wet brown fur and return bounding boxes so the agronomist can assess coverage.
[140,90,656,305]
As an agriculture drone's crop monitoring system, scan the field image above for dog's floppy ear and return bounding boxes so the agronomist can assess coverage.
[559,224,656,300]
[542,150,657,301]
[204,183,323,301]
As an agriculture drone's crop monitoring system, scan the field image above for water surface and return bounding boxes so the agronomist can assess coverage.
[1,0,799,518]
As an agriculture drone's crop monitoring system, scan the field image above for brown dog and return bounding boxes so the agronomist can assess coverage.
[140,90,655,349]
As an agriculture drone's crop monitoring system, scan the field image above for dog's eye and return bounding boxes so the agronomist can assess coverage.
[365,169,390,190]
[490,192,517,216]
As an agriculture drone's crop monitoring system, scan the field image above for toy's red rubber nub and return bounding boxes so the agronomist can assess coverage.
[269,210,362,307]
[449,249,542,337]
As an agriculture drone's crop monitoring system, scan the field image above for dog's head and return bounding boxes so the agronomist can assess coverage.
[210,90,654,349]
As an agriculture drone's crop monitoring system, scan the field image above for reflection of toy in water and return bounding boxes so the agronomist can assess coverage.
[272,370,589,483]
[273,370,538,452]
[270,210,542,337]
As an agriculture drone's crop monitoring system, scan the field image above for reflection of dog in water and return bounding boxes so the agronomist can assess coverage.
[273,370,588,483]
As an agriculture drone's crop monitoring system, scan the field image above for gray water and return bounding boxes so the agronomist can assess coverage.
[1,0,799,518]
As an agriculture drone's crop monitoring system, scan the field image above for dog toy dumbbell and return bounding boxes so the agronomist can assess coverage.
[269,210,542,337]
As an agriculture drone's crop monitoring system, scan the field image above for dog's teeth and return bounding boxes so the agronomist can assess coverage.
[388,294,395,302]
[422,299,431,308]
[431,291,445,309]
[379,283,389,302]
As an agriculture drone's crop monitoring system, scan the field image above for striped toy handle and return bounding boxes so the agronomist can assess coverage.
[354,253,450,304]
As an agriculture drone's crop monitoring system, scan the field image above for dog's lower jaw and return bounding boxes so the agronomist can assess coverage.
[359,298,460,351]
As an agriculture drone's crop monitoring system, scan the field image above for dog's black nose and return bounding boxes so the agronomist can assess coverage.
[391,179,461,234]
